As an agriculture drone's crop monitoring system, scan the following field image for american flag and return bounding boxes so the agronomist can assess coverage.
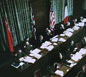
[49,3,55,31]
[30,5,36,40]
[30,6,35,25]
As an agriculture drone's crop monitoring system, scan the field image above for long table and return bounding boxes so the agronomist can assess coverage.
[11,25,86,77]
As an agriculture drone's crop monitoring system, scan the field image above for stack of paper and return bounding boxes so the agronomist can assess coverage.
[66,28,74,33]
[45,45,54,51]
[55,70,64,77]
[67,60,74,64]
[40,41,52,49]
[69,63,77,68]
[51,38,58,42]
[53,43,58,45]
[73,26,80,30]
[53,35,58,38]
[60,34,65,37]
[58,38,66,42]
[82,18,86,22]
[71,52,82,61]
[65,32,73,37]
[30,48,41,54]
[21,56,36,63]
[29,53,42,59]
[79,48,86,55]
[78,22,84,27]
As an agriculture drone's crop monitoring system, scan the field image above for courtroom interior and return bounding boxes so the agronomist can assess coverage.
[0,0,86,77]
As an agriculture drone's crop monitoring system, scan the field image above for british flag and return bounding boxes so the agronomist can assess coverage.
[49,3,55,31]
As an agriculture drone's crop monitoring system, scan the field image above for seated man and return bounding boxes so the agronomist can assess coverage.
[23,41,33,54]
[37,35,44,47]
[43,28,52,41]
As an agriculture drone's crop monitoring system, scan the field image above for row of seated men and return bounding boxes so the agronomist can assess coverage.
[13,16,85,64]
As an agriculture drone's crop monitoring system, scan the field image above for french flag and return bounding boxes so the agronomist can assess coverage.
[64,5,68,24]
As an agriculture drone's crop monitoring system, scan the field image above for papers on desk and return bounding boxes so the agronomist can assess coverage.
[82,18,86,22]
[45,45,54,51]
[65,31,73,37]
[30,48,41,54]
[19,56,36,63]
[71,52,82,61]
[69,63,77,68]
[66,28,74,33]
[29,53,42,59]
[58,38,66,42]
[73,26,80,30]
[79,48,86,55]
[50,37,58,42]
[40,41,52,49]
[53,43,58,45]
[55,70,64,77]
[60,34,65,37]
[78,22,84,27]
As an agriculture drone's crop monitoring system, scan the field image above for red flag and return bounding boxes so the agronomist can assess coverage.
[64,6,68,24]
[4,16,14,52]
[49,3,55,31]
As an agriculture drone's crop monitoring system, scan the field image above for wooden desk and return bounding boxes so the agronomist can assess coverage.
[11,26,86,77]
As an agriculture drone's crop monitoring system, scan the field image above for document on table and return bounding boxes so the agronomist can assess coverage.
[82,18,86,22]
[29,53,42,59]
[58,38,66,42]
[64,31,73,37]
[40,41,52,49]
[30,48,41,54]
[69,63,77,68]
[22,56,36,63]
[79,48,86,55]
[78,22,84,27]
[51,37,58,42]
[71,52,82,61]
[60,34,65,37]
[55,70,64,77]
[73,26,80,30]
[66,28,74,32]
[45,45,54,51]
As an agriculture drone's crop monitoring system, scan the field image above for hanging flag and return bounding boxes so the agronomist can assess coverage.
[49,3,55,31]
[64,5,69,24]
[30,5,37,40]
[30,6,35,25]
[4,16,14,53]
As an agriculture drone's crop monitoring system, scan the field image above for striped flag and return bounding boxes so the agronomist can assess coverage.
[30,6,35,25]
[49,3,55,31]
[64,5,69,24]
[4,16,14,53]
[30,5,37,40]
